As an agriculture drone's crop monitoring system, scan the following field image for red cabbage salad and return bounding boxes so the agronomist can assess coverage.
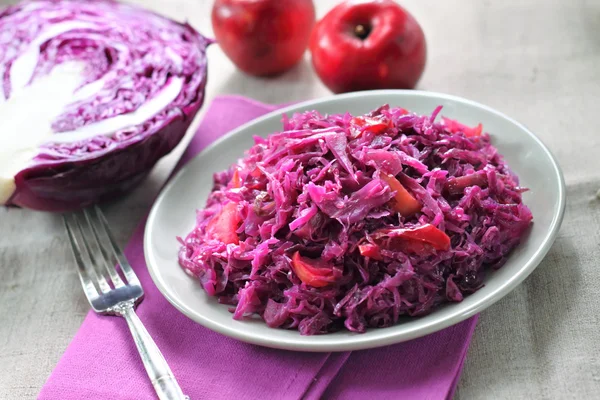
[178,105,532,335]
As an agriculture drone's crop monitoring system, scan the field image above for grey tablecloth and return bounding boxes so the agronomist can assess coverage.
[1,0,599,398]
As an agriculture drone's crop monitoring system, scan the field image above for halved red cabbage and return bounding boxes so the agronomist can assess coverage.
[179,106,533,335]
[0,0,210,211]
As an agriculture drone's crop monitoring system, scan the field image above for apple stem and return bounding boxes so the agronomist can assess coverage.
[354,24,371,40]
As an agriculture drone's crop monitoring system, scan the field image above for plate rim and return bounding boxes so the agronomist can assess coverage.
[144,89,566,352]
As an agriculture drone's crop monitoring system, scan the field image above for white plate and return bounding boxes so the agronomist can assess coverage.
[144,90,565,352]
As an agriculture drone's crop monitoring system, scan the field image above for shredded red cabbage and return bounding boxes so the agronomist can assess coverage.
[178,105,533,335]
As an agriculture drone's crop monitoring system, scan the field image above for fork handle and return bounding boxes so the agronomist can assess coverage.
[120,305,189,400]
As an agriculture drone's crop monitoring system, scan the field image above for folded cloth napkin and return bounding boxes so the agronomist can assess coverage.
[39,96,478,400]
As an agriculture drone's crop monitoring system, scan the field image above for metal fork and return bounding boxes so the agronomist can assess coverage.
[63,205,189,400]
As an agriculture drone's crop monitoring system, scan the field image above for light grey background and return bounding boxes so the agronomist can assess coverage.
[1,0,599,399]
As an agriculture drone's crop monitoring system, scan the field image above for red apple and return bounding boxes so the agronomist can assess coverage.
[212,0,316,76]
[309,0,427,93]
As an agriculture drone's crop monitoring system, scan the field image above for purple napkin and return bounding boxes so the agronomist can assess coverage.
[40,96,478,400]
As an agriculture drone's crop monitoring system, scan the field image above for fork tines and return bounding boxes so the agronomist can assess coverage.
[63,206,140,300]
